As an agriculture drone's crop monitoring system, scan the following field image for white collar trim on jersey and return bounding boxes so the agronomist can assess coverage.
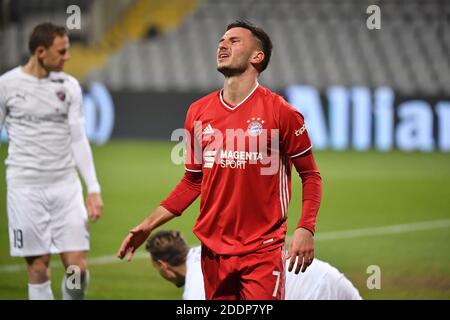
[17,66,64,82]
[219,81,259,111]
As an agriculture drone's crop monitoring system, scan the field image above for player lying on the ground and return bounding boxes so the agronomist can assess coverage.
[146,230,362,300]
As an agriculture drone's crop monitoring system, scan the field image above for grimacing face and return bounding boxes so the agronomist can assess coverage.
[37,35,71,72]
[217,27,262,77]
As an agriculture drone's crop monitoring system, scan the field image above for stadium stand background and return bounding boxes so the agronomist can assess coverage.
[90,0,450,95]
[1,0,449,95]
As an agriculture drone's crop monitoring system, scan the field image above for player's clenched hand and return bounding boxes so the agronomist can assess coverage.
[117,223,151,261]
[287,227,314,274]
[86,193,103,221]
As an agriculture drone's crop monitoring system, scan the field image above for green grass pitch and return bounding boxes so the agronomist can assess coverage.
[0,140,449,299]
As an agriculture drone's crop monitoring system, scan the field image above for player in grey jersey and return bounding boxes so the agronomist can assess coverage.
[0,22,103,300]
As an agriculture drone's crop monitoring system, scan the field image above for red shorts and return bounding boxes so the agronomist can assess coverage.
[201,245,285,300]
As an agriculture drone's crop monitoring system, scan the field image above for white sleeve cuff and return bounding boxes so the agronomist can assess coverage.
[87,182,101,194]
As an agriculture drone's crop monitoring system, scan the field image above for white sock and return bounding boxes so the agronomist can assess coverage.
[28,281,55,300]
[61,270,89,300]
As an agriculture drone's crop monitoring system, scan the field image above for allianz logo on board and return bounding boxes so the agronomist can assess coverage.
[286,85,450,152]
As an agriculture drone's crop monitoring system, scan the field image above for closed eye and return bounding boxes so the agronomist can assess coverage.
[218,36,240,44]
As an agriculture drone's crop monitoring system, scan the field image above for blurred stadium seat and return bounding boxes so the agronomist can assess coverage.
[1,0,449,94]
[92,0,450,95]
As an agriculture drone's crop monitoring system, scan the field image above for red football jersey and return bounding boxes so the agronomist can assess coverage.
[185,83,312,255]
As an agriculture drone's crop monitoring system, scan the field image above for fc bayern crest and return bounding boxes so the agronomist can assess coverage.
[56,89,66,102]
[246,117,265,136]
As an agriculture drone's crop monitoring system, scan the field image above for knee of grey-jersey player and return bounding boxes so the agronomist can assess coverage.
[61,269,90,300]
[26,256,51,283]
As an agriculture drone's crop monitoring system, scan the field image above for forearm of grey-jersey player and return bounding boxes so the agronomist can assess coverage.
[0,117,4,149]
[69,122,104,221]
[69,122,101,193]
[0,91,5,149]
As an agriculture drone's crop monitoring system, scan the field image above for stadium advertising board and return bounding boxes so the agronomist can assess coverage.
[287,85,450,152]
[109,86,450,152]
[2,84,448,152]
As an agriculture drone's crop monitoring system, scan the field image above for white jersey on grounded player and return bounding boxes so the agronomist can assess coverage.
[183,246,362,300]
[183,246,206,300]
[284,257,362,300]
[0,67,85,187]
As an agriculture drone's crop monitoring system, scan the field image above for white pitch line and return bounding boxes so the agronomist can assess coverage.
[0,252,148,273]
[314,218,450,241]
[1,218,449,273]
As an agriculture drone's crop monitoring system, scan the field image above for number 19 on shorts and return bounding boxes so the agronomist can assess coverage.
[13,229,23,249]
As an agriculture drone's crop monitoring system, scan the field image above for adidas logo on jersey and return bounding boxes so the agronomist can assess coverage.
[295,124,306,136]
[203,124,215,135]
[203,150,216,168]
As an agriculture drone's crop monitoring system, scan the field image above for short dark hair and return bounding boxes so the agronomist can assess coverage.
[28,22,67,55]
[145,230,190,266]
[226,20,273,73]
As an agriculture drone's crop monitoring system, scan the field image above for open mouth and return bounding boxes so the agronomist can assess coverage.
[218,52,230,60]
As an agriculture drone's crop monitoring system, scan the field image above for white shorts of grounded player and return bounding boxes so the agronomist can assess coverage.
[6,174,89,257]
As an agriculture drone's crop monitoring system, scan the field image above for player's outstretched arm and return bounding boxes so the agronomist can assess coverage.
[118,170,201,261]
[117,206,176,261]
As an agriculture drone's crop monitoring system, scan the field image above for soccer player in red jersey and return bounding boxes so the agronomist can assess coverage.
[118,20,322,300]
